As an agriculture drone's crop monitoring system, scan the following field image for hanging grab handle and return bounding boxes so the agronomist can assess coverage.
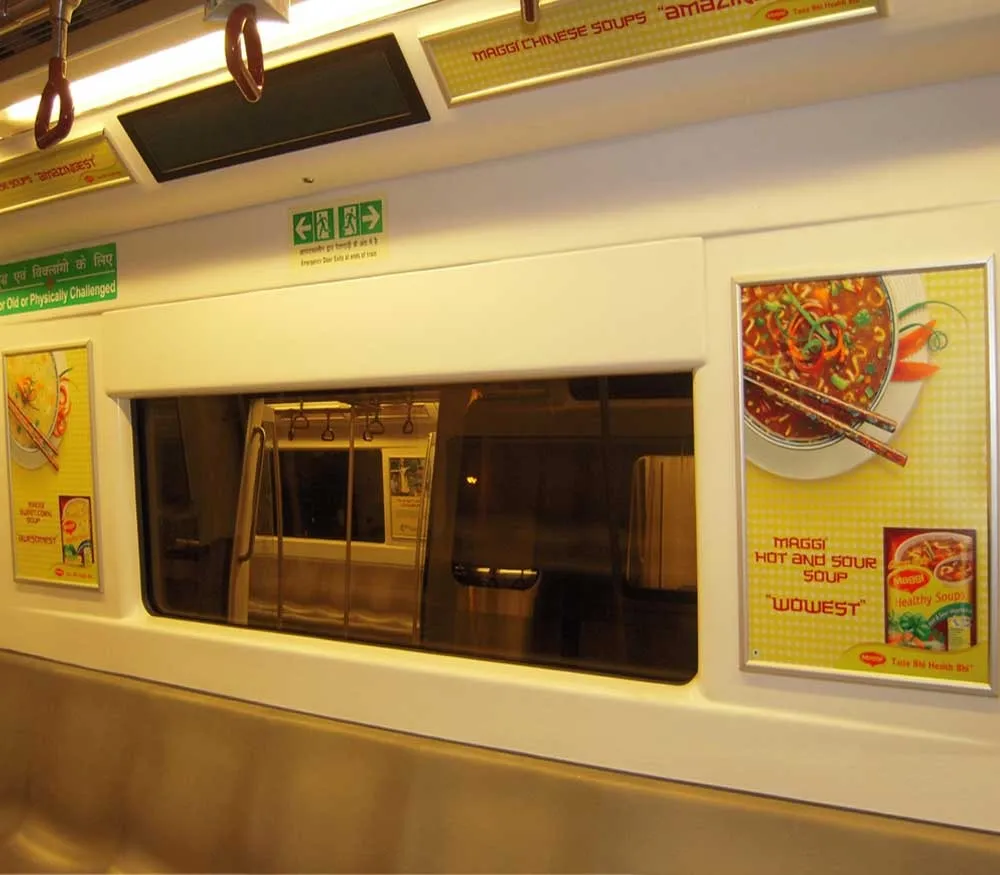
[35,0,82,150]
[226,3,265,103]
[521,0,539,25]
[321,412,335,442]
[34,57,74,150]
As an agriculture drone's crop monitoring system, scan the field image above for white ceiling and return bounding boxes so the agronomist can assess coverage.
[2,0,1000,259]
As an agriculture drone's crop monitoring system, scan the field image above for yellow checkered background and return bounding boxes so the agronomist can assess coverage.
[745,267,992,685]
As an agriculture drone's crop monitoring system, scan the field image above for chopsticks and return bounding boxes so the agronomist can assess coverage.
[6,394,59,472]
[744,362,897,433]
[743,370,907,468]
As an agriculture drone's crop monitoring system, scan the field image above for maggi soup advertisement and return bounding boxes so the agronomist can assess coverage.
[739,265,995,692]
[4,344,99,589]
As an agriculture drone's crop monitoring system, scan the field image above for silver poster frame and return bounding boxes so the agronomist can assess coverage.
[734,258,998,696]
[3,339,103,592]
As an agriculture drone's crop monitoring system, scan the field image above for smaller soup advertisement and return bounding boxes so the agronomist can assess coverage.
[738,264,995,692]
[4,344,100,589]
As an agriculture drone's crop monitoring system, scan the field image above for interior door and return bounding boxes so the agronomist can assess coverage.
[228,395,437,641]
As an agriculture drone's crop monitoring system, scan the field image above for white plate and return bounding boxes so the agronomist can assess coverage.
[6,350,68,471]
[743,274,927,481]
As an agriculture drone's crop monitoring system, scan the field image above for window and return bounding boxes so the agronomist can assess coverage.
[135,375,698,682]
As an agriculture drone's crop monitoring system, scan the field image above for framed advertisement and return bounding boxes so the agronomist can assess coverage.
[737,261,997,694]
[4,341,101,590]
[388,455,426,541]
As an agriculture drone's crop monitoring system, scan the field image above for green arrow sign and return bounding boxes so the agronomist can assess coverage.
[360,200,383,234]
[291,198,384,247]
[292,211,314,245]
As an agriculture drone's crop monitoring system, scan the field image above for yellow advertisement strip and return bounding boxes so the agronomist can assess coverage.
[0,133,131,216]
[5,344,100,589]
[423,0,883,104]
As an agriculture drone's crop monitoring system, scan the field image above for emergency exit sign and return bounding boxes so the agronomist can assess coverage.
[291,199,383,246]
[289,195,386,272]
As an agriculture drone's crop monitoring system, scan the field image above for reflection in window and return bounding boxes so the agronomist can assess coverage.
[136,375,698,683]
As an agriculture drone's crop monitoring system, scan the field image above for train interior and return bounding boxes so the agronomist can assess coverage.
[0,0,999,871]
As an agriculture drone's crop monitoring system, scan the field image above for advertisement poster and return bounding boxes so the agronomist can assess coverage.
[423,0,882,105]
[0,133,131,217]
[4,344,100,589]
[739,264,995,692]
[389,456,425,540]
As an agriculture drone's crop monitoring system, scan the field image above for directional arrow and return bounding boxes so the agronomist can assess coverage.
[293,211,314,245]
[362,201,382,233]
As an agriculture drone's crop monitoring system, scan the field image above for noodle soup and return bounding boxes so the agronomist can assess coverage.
[6,352,59,453]
[742,276,895,447]
[884,528,976,652]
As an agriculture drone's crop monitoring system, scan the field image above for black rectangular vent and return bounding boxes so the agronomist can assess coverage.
[118,34,430,183]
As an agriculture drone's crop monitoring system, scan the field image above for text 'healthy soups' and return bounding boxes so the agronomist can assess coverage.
[885,527,976,653]
[742,277,895,445]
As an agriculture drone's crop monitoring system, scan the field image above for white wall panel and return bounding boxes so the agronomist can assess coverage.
[103,239,705,396]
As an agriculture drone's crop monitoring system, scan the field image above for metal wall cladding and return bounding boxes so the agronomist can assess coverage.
[1,649,999,873]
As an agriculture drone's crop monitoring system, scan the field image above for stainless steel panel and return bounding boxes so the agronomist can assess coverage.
[0,649,999,874]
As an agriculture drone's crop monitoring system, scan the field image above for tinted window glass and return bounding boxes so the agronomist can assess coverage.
[135,375,697,683]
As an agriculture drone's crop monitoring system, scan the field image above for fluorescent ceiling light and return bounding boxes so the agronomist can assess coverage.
[2,0,438,125]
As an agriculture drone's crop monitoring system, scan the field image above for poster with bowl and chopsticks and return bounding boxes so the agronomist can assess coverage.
[3,343,100,590]
[738,263,997,693]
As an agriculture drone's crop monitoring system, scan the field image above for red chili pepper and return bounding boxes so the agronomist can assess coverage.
[892,360,940,382]
[897,321,937,361]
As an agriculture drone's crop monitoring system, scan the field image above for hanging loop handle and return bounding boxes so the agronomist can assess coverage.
[35,57,74,150]
[521,0,539,25]
[321,412,335,442]
[226,3,264,103]
[292,402,310,431]
[35,0,81,150]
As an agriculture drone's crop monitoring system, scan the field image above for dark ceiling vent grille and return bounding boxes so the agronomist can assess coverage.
[0,0,155,61]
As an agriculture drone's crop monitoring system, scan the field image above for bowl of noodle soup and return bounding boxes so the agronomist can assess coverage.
[894,531,973,577]
[741,276,897,451]
[5,350,66,470]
